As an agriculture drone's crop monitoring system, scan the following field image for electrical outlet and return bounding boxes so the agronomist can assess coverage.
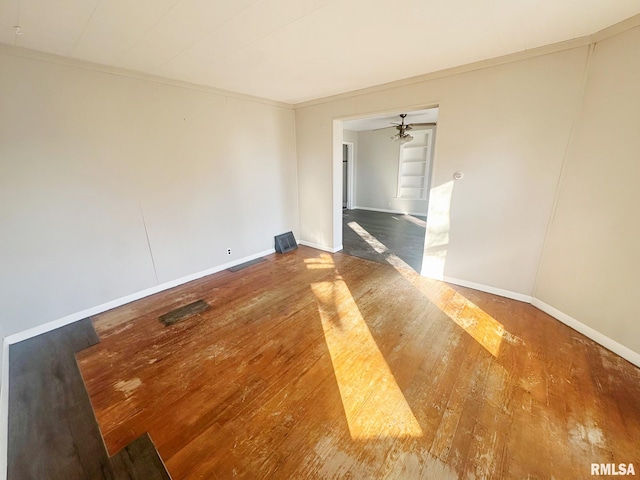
[227,248,232,255]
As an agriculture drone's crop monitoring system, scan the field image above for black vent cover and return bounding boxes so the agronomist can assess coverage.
[159,300,209,326]
[275,231,298,254]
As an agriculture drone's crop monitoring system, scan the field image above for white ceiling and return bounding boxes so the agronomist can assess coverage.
[344,108,439,132]
[1,0,639,104]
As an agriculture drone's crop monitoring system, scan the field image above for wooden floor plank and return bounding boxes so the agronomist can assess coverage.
[74,246,640,479]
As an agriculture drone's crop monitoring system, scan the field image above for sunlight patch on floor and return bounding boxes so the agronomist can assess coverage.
[347,220,513,357]
[307,255,422,440]
[346,221,414,272]
[400,214,427,228]
[304,255,338,269]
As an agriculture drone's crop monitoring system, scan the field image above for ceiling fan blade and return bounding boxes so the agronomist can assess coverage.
[408,122,437,126]
[372,126,394,131]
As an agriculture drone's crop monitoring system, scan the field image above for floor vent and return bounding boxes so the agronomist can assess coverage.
[275,231,298,254]
[228,257,266,272]
[160,300,209,326]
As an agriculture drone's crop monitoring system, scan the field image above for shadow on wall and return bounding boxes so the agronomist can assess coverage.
[422,180,454,279]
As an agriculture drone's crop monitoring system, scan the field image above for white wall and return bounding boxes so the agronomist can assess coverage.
[0,49,299,354]
[534,27,640,354]
[354,126,435,215]
[343,129,358,145]
[354,128,399,211]
[296,46,588,297]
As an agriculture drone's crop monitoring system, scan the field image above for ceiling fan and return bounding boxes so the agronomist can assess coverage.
[376,113,436,144]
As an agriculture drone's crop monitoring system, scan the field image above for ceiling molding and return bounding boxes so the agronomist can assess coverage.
[0,44,293,110]
[2,12,638,111]
[293,36,593,110]
[591,12,640,42]
[295,14,640,110]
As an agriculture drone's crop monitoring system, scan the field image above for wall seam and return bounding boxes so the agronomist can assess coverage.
[531,42,596,297]
[138,197,159,284]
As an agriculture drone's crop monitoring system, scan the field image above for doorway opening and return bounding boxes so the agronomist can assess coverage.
[336,107,439,273]
[342,142,354,210]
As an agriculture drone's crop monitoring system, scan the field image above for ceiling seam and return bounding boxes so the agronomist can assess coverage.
[113,0,184,64]
[194,2,334,74]
[149,0,262,74]
[70,0,102,54]
[13,0,20,46]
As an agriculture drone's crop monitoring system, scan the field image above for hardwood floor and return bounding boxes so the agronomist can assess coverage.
[341,209,426,273]
[76,247,640,479]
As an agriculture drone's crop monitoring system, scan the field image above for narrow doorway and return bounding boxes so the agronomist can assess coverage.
[342,142,354,210]
[342,143,348,208]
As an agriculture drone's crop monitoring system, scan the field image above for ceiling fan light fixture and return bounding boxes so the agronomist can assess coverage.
[391,133,413,144]
[389,113,414,144]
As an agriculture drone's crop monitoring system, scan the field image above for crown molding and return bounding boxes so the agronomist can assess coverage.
[294,13,640,110]
[293,37,592,109]
[592,13,640,43]
[0,43,293,109]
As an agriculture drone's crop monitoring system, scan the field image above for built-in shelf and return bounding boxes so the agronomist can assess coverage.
[397,130,433,200]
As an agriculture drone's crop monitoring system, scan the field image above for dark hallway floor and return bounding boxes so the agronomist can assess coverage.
[341,208,427,273]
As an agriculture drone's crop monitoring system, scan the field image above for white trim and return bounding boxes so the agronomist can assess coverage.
[0,45,290,110]
[352,206,427,217]
[531,298,640,368]
[294,37,592,109]
[4,249,275,347]
[442,276,533,303]
[396,130,432,201]
[0,339,9,480]
[592,13,640,43]
[298,241,343,253]
[0,248,275,479]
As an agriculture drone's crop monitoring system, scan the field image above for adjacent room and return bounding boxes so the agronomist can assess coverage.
[341,109,438,273]
[1,1,640,479]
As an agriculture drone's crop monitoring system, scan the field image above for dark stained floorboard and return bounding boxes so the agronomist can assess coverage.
[341,208,426,272]
[110,435,171,480]
[8,319,170,480]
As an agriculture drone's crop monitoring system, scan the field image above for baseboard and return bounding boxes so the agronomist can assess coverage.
[0,247,275,480]
[438,277,640,366]
[531,298,640,368]
[352,206,427,217]
[0,339,9,480]
[298,240,343,253]
[442,276,533,303]
[4,249,275,347]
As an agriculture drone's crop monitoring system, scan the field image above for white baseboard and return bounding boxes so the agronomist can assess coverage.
[298,240,343,253]
[4,249,275,347]
[0,248,275,480]
[0,339,9,480]
[352,206,427,217]
[442,276,533,303]
[438,277,639,367]
[531,298,640,368]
